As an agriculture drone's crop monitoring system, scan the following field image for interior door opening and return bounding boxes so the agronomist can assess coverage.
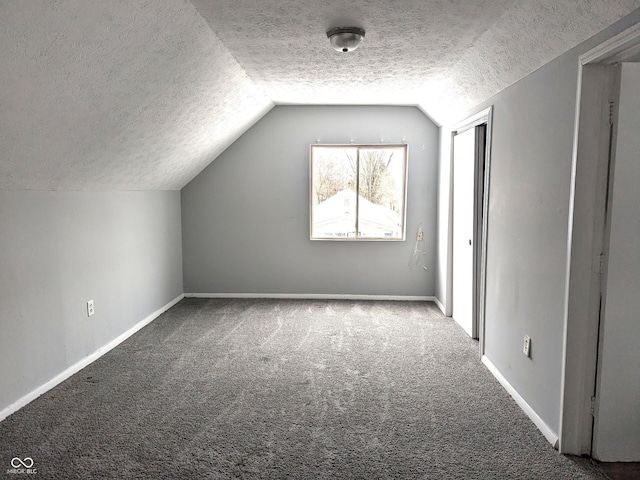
[560,23,640,461]
[450,110,491,344]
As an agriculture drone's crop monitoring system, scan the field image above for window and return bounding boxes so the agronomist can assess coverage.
[310,144,407,240]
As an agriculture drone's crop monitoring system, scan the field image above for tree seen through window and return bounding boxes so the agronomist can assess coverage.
[310,145,407,240]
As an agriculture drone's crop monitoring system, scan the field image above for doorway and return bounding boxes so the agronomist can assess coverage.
[560,23,640,461]
[590,62,640,461]
[450,108,492,345]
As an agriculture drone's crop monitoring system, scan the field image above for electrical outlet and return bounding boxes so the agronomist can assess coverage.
[87,300,95,317]
[523,335,531,357]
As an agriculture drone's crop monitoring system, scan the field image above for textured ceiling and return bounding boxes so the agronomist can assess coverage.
[0,0,272,190]
[193,0,640,122]
[0,1,638,190]
[191,0,517,114]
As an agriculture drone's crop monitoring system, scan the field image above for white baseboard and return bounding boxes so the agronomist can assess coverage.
[482,355,559,448]
[0,294,184,422]
[433,297,445,314]
[185,293,435,302]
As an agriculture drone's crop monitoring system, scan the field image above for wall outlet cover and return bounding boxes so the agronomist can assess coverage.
[523,335,531,357]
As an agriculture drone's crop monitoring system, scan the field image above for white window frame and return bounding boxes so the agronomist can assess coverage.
[309,143,408,241]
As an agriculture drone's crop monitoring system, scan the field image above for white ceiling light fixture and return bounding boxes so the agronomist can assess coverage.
[327,27,365,53]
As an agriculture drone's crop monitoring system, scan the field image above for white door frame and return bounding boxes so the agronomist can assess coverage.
[447,106,493,351]
[559,22,640,456]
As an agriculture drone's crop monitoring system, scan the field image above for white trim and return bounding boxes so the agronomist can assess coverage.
[452,106,493,133]
[482,355,559,448]
[433,296,446,314]
[185,293,434,302]
[0,294,184,422]
[445,129,455,317]
[560,21,640,456]
[477,107,493,354]
[580,23,640,65]
[559,58,585,455]
[447,106,494,350]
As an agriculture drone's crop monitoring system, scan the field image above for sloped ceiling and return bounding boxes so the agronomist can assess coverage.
[0,0,272,190]
[0,1,638,190]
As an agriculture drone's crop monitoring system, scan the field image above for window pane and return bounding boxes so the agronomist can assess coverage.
[357,147,405,239]
[311,146,358,238]
[310,145,406,240]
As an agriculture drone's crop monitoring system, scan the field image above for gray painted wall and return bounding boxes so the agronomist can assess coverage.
[436,11,640,438]
[182,105,438,297]
[0,190,183,414]
[480,49,579,434]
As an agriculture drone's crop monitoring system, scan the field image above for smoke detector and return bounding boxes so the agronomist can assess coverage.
[327,27,365,53]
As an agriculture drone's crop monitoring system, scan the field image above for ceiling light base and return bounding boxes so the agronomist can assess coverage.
[327,27,365,53]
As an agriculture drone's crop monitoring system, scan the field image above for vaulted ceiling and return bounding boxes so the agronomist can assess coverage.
[1,1,638,190]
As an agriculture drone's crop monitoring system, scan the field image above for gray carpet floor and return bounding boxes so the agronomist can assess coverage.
[0,299,612,479]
